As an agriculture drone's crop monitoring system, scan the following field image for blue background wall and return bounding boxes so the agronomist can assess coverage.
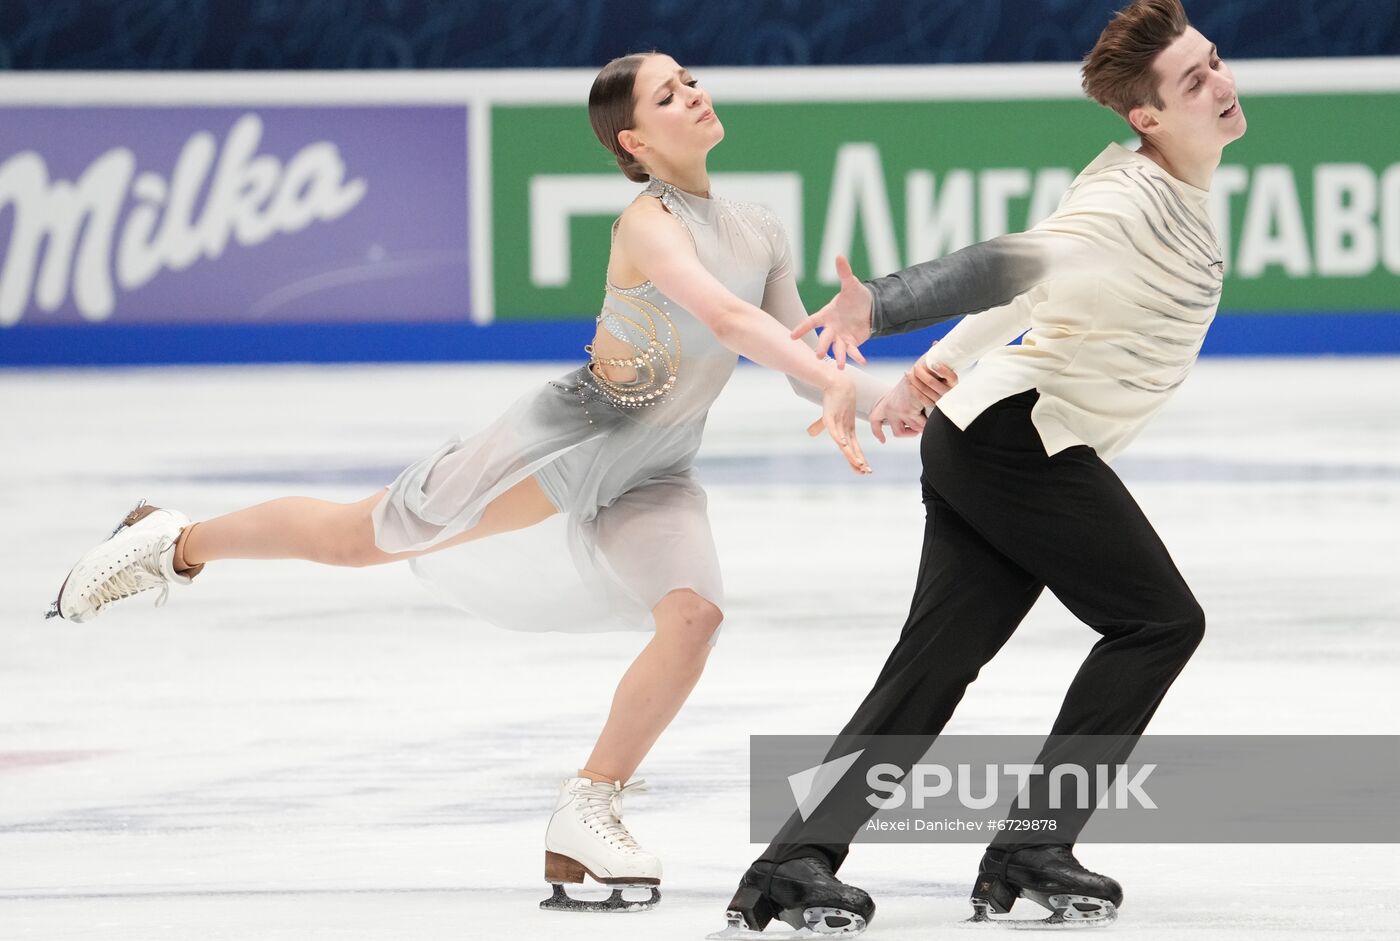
[2,0,1396,70]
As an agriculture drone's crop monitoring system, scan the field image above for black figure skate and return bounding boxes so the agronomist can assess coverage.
[967,844,1121,928]
[708,856,875,939]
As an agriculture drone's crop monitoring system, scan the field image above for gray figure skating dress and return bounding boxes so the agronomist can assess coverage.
[372,179,884,637]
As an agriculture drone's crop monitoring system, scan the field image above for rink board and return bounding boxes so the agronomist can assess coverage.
[4,311,1400,366]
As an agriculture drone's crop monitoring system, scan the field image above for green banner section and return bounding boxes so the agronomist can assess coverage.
[492,93,1400,321]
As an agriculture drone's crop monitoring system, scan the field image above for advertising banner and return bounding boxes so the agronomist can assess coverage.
[493,92,1400,324]
[0,105,471,328]
[1,63,1396,364]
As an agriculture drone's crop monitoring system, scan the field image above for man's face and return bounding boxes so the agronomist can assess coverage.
[1136,27,1247,149]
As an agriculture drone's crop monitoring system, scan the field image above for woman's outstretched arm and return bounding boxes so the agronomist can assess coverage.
[616,200,870,474]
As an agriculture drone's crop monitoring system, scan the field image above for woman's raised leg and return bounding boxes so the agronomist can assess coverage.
[179,475,557,568]
[50,476,556,622]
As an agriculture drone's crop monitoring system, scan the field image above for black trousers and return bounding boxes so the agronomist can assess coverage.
[760,391,1205,870]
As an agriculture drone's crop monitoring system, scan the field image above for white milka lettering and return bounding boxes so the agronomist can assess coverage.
[0,150,134,325]
[0,113,367,325]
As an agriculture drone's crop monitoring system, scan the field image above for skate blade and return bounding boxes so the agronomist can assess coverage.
[539,881,660,913]
[47,566,78,621]
[707,907,869,939]
[964,897,1117,929]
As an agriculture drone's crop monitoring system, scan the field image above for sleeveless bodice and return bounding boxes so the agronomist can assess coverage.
[582,178,785,425]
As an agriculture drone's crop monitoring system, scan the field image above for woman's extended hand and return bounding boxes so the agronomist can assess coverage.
[805,371,870,475]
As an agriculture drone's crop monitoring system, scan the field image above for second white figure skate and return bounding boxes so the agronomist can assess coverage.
[540,776,661,913]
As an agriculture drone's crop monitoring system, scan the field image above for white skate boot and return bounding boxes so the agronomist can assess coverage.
[46,501,202,623]
[540,776,662,913]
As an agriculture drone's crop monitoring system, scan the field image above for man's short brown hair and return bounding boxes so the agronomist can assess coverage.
[1081,0,1192,120]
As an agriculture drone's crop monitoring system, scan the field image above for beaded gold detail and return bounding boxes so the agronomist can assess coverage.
[606,280,655,299]
[584,289,681,409]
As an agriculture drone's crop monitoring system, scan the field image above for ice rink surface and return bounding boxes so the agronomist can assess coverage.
[2,359,1398,940]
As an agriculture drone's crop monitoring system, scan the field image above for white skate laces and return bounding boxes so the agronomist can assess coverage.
[86,535,177,611]
[576,778,647,853]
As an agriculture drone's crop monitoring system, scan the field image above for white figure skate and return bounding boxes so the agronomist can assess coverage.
[540,776,661,913]
[47,501,200,623]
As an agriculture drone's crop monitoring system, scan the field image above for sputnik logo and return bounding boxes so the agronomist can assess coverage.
[788,749,865,822]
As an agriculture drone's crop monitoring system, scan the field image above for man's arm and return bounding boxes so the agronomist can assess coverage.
[792,186,1130,365]
[789,236,1051,365]
[868,232,1047,337]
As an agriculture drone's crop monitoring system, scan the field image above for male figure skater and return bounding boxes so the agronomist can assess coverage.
[715,1,1246,935]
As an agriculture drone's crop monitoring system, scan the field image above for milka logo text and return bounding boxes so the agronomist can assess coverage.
[0,113,366,325]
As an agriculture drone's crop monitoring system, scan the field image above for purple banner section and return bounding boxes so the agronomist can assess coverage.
[0,105,469,326]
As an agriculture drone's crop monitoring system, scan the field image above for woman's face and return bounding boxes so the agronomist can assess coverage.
[622,54,724,170]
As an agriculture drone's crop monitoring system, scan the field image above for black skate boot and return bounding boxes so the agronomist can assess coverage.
[968,844,1121,928]
[708,856,874,939]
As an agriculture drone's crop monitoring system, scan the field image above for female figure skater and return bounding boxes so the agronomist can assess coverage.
[47,52,930,913]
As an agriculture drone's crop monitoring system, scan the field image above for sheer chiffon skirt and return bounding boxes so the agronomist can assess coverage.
[371,368,725,638]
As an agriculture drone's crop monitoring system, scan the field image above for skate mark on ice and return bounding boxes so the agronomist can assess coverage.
[0,750,112,774]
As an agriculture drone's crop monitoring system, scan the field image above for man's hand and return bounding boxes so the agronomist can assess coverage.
[868,357,959,444]
[789,255,873,368]
[869,374,930,443]
[910,357,957,402]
